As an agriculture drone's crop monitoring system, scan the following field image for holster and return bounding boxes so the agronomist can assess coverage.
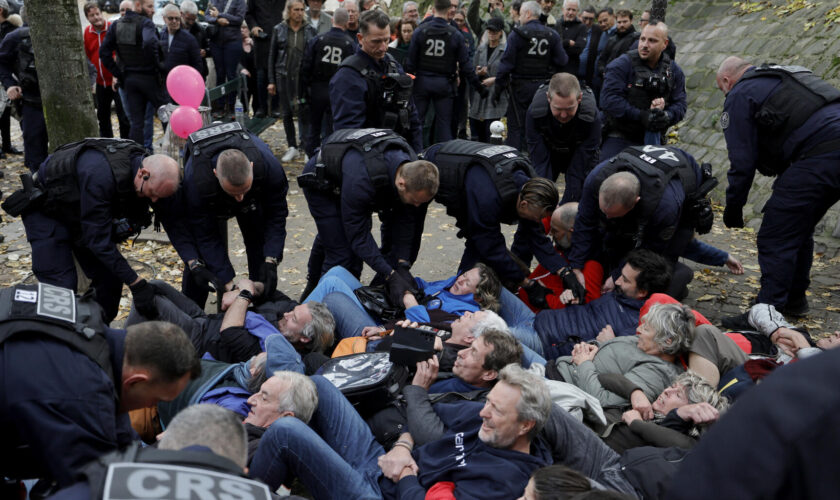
[1,173,45,217]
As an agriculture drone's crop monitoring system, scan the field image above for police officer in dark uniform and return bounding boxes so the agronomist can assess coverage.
[99,0,167,146]
[405,0,486,146]
[599,22,686,161]
[492,0,567,150]
[329,9,423,152]
[1,139,181,322]
[422,140,563,291]
[0,9,48,172]
[301,7,356,158]
[566,145,714,301]
[716,56,840,320]
[159,122,289,309]
[297,128,438,295]
[525,72,601,203]
[0,306,198,491]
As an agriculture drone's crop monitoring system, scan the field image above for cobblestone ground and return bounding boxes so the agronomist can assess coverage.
[1,118,838,335]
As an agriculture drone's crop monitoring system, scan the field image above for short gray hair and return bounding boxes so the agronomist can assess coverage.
[520,0,542,18]
[402,1,418,13]
[216,149,252,186]
[643,303,696,355]
[599,172,640,210]
[333,6,349,26]
[562,0,578,8]
[160,404,248,468]
[302,301,335,354]
[471,310,508,337]
[674,371,729,413]
[273,371,319,424]
[498,364,551,439]
[163,3,180,16]
[399,159,439,196]
[555,202,578,229]
[180,0,198,15]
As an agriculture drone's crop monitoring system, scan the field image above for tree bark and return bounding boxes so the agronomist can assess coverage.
[27,0,98,149]
[650,0,667,23]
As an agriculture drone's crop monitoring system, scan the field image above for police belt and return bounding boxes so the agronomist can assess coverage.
[798,137,840,160]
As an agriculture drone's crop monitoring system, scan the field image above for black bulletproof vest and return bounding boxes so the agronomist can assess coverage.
[738,64,840,175]
[115,13,147,69]
[607,51,674,141]
[416,23,458,75]
[184,122,267,218]
[530,85,598,159]
[16,27,40,103]
[429,139,535,224]
[512,24,552,79]
[311,30,356,82]
[0,283,113,383]
[339,53,414,134]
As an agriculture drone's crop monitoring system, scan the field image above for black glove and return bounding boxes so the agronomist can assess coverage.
[189,262,220,293]
[639,109,652,129]
[560,268,586,303]
[259,260,279,295]
[477,85,489,99]
[723,205,744,228]
[492,86,503,105]
[648,109,672,131]
[386,270,414,308]
[130,279,158,319]
[522,281,551,309]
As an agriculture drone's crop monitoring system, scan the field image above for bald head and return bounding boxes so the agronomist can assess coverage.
[137,154,181,202]
[716,56,752,95]
[599,172,640,218]
[550,202,578,249]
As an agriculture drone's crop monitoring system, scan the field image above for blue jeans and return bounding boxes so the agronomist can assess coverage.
[249,375,384,498]
[304,266,378,339]
[499,288,544,357]
[118,89,153,149]
[211,41,243,107]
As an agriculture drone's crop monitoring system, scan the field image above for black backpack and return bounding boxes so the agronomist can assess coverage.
[317,352,410,418]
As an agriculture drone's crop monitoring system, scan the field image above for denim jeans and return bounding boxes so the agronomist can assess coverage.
[249,375,384,498]
[211,41,243,107]
[303,266,378,339]
[499,288,544,356]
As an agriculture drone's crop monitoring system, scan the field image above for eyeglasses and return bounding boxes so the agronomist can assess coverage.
[165,16,180,21]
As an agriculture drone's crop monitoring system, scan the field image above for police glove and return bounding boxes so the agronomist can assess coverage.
[648,109,672,132]
[189,261,220,293]
[559,268,586,303]
[723,205,744,229]
[130,279,159,319]
[477,85,489,99]
[386,270,414,308]
[522,281,551,309]
[639,110,653,129]
[395,262,424,302]
[259,259,279,295]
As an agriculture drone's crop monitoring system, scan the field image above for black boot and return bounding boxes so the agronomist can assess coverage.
[720,311,752,331]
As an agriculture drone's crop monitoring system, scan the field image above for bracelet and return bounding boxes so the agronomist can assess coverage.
[392,440,413,452]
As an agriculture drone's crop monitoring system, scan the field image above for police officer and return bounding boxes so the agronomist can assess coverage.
[159,122,289,309]
[565,145,712,301]
[0,7,48,172]
[525,72,601,203]
[599,22,686,161]
[493,0,567,150]
[0,308,198,490]
[1,139,180,322]
[329,9,423,152]
[405,0,487,146]
[99,0,167,146]
[716,56,840,320]
[422,140,564,291]
[298,128,438,296]
[301,7,356,158]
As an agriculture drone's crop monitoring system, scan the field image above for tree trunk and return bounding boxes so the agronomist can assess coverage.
[27,0,98,149]
[650,0,667,23]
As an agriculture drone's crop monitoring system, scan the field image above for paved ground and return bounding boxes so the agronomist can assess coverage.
[1,118,838,334]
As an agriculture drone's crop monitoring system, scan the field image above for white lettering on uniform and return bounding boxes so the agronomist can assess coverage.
[219,478,257,500]
[175,472,217,500]
[126,469,170,498]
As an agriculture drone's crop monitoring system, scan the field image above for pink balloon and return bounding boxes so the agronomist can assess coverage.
[170,106,203,139]
[167,65,205,108]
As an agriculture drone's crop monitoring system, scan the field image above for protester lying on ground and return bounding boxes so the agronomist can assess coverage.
[746,302,840,361]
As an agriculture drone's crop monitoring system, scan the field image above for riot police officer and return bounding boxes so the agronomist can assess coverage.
[525,72,601,203]
[99,0,167,146]
[159,122,289,308]
[329,9,423,152]
[1,139,180,322]
[493,0,567,150]
[405,0,486,146]
[297,128,438,294]
[599,22,686,161]
[0,9,48,172]
[422,140,563,290]
[0,305,198,490]
[716,57,840,320]
[301,7,356,157]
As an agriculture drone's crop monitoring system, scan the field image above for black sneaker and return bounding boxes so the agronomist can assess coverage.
[781,296,809,318]
[720,311,752,331]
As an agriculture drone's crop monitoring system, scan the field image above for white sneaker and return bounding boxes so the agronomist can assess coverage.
[281,147,299,162]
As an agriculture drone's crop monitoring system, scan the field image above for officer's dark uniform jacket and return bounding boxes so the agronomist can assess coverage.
[301,27,356,87]
[0,25,40,105]
[299,128,423,276]
[567,145,702,271]
[267,20,318,86]
[596,26,639,77]
[163,123,289,285]
[422,140,564,282]
[495,19,568,87]
[99,10,161,80]
[601,50,687,143]
[525,86,601,200]
[329,49,423,151]
[722,64,840,211]
[159,28,203,76]
[405,16,483,90]
[0,284,134,487]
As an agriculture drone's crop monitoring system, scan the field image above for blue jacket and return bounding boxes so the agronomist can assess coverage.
[404,275,481,323]
[0,26,28,92]
[99,11,160,79]
[159,28,203,76]
[406,17,482,89]
[495,20,567,87]
[535,292,645,359]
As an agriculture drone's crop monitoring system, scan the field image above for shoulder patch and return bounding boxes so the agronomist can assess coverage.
[720,111,729,130]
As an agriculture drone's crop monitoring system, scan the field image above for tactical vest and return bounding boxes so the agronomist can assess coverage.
[115,13,147,70]
[339,53,414,134]
[512,25,552,79]
[738,64,840,175]
[16,27,40,103]
[80,442,271,500]
[184,122,268,218]
[39,138,151,240]
[428,140,535,224]
[0,283,113,383]
[311,30,356,82]
[607,51,674,141]
[594,145,698,246]
[416,23,458,76]
[530,85,597,159]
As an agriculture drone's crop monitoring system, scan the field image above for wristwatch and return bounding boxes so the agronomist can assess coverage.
[237,289,254,304]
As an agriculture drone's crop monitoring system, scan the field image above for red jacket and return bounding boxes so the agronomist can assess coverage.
[84,22,115,87]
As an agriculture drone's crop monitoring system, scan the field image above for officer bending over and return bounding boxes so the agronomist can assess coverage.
[2,139,179,322]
